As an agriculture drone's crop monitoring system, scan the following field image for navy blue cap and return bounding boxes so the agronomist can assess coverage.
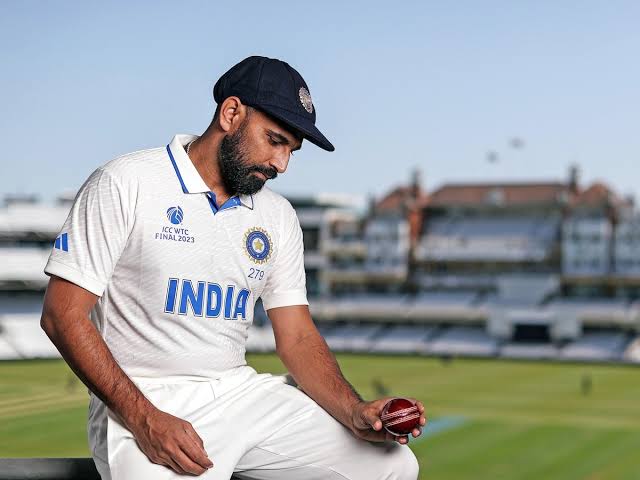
[213,56,335,152]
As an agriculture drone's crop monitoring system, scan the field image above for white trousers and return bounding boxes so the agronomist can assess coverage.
[88,366,419,480]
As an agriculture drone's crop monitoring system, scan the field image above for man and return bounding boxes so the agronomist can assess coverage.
[41,56,425,480]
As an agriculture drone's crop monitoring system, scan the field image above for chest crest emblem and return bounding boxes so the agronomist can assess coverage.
[244,227,272,264]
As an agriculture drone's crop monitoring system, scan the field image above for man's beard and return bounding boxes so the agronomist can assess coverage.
[218,123,278,196]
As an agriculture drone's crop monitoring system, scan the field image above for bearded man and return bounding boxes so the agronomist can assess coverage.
[40,56,425,480]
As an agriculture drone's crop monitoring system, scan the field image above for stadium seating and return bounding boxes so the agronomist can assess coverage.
[311,295,411,322]
[0,302,636,363]
[321,323,385,352]
[561,331,630,361]
[499,342,560,359]
[426,326,498,357]
[311,293,483,323]
[623,336,640,362]
[0,314,60,359]
[0,204,69,240]
[419,216,559,262]
[548,299,631,327]
[0,335,19,360]
[369,325,436,354]
[0,248,50,289]
[245,324,277,352]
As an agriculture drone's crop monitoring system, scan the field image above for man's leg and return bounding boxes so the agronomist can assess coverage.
[90,380,241,480]
[232,378,419,480]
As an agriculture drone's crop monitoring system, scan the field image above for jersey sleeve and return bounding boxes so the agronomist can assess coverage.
[260,205,308,311]
[44,167,134,296]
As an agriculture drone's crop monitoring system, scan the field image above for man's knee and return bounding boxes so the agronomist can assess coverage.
[365,444,419,480]
[393,446,419,480]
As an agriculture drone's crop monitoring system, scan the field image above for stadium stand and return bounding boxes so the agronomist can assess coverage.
[623,336,640,363]
[311,295,410,322]
[548,298,631,327]
[0,314,60,359]
[562,217,612,276]
[0,203,69,240]
[410,292,482,323]
[0,248,50,289]
[0,335,19,360]
[2,184,640,367]
[0,293,44,315]
[311,293,483,323]
[413,291,478,306]
[561,330,630,361]
[419,215,559,262]
[426,326,498,357]
[320,323,385,352]
[614,213,640,275]
[499,342,560,360]
[245,324,277,353]
[369,325,436,354]
[494,274,560,304]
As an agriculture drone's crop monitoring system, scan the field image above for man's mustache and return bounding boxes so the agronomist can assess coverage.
[250,166,278,180]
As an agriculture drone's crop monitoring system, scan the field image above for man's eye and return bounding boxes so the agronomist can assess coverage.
[267,136,279,146]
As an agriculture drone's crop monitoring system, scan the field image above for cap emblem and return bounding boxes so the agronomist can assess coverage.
[299,87,314,114]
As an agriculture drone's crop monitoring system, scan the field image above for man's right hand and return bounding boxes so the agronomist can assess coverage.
[41,276,213,475]
[128,407,213,476]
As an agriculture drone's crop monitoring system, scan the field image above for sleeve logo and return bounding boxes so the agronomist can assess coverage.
[244,227,272,264]
[166,206,184,225]
[54,233,69,252]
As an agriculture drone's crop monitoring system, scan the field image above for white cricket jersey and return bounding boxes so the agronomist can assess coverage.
[44,134,308,379]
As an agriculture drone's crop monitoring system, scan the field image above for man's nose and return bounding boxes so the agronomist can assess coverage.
[269,152,290,174]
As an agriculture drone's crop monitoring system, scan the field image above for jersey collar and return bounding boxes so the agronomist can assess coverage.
[166,134,253,209]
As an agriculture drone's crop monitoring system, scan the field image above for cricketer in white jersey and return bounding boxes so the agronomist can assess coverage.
[41,56,425,480]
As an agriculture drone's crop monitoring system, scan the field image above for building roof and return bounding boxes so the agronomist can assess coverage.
[375,186,429,213]
[428,182,569,208]
[570,182,617,207]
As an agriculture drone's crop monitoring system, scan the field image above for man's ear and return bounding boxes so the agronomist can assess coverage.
[217,96,248,132]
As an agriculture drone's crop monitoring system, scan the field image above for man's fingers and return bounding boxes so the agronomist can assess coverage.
[180,438,213,470]
[164,457,187,476]
[173,448,208,476]
[182,425,213,468]
[357,429,387,442]
[361,407,383,431]
[184,423,206,449]
[182,445,213,469]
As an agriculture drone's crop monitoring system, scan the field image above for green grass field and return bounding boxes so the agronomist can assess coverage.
[1,355,640,479]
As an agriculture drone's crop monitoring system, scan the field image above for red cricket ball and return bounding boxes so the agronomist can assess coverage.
[380,398,420,436]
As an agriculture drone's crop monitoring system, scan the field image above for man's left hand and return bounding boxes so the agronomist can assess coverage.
[349,397,427,444]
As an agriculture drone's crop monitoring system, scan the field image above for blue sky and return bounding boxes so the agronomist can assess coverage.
[1,1,638,202]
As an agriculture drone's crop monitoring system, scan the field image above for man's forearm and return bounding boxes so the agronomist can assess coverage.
[41,309,153,429]
[277,331,362,429]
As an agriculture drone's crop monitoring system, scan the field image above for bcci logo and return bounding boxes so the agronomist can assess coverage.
[244,227,272,264]
[166,206,184,225]
[299,87,313,114]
